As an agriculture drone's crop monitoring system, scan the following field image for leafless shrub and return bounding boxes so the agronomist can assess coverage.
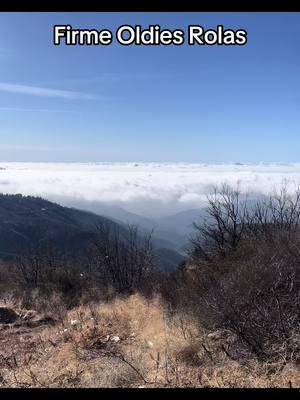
[174,183,300,361]
[91,222,156,295]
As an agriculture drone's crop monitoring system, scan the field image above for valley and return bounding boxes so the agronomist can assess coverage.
[0,194,186,272]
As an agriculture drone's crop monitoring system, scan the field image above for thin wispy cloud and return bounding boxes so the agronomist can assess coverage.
[43,71,179,86]
[0,82,101,100]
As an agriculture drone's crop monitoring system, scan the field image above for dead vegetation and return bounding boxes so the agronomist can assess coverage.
[0,183,299,388]
[0,294,298,388]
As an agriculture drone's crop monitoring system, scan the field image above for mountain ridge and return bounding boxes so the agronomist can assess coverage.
[0,194,185,271]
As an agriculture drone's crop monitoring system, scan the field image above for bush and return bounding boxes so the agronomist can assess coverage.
[165,184,300,361]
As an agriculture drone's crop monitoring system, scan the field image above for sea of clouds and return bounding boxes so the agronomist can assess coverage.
[1,162,300,217]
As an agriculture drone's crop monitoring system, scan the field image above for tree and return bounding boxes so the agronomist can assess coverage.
[190,184,248,261]
[92,222,155,294]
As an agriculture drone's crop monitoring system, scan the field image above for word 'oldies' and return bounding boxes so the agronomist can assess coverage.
[53,25,248,46]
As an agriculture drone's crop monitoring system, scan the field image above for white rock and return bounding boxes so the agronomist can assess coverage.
[101,335,110,343]
[70,319,79,326]
[111,335,120,343]
[207,329,229,340]
[146,341,154,348]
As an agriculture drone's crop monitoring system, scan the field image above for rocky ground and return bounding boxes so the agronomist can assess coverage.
[0,295,298,388]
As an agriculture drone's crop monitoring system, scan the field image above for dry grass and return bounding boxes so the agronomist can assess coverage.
[0,293,298,388]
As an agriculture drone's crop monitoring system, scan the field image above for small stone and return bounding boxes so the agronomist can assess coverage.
[146,341,154,348]
[207,329,229,340]
[101,335,110,343]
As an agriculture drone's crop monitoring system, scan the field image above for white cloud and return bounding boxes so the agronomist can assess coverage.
[0,82,100,100]
[0,162,300,217]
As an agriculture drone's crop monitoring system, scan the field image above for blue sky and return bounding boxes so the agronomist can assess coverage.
[0,12,299,163]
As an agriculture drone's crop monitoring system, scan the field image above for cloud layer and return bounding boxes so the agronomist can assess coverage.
[0,82,99,100]
[1,162,300,217]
